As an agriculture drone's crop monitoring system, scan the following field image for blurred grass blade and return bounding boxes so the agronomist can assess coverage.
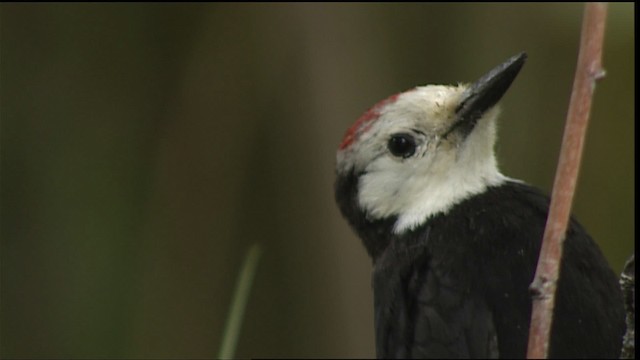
[217,244,262,359]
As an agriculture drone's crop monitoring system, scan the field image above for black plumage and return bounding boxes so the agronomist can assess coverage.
[335,172,625,358]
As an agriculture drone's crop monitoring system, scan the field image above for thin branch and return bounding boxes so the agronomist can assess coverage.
[526,3,608,359]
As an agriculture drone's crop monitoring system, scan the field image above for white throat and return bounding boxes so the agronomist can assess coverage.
[390,155,507,233]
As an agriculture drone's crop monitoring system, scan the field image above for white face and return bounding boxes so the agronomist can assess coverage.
[337,85,507,233]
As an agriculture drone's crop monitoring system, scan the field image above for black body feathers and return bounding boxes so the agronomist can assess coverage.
[335,173,625,358]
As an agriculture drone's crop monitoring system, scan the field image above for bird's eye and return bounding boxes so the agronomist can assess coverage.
[387,134,416,158]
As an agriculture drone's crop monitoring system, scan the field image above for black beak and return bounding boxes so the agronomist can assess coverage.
[445,52,527,138]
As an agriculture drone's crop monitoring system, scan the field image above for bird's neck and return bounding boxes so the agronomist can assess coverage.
[335,169,398,260]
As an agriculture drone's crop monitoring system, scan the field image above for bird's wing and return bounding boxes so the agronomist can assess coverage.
[374,253,499,358]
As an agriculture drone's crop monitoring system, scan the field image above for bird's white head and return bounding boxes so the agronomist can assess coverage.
[335,53,527,234]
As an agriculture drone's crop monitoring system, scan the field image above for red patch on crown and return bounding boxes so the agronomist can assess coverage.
[339,93,401,150]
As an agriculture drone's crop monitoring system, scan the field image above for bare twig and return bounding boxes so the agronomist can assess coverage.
[526,3,608,359]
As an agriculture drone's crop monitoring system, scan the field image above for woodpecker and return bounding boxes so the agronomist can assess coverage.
[334,53,625,358]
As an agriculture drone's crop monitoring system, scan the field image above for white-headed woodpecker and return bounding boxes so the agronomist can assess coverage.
[334,53,625,358]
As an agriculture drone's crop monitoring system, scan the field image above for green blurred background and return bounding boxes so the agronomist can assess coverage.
[1,3,634,359]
